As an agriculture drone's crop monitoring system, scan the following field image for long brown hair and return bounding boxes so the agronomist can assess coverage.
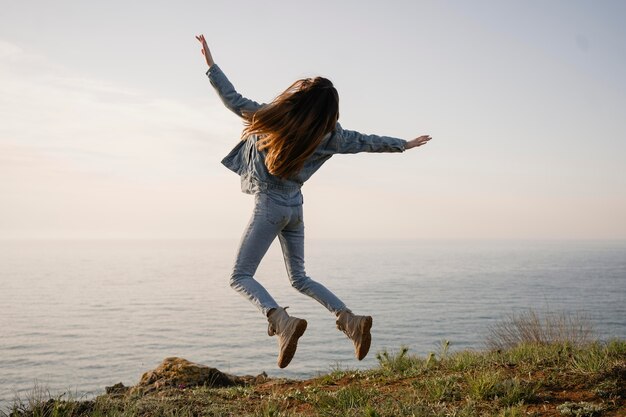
[241,76,339,179]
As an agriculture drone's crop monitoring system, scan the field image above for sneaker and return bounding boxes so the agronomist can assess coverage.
[336,310,372,360]
[267,307,307,368]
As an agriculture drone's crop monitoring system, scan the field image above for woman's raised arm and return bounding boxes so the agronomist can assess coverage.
[196,34,263,118]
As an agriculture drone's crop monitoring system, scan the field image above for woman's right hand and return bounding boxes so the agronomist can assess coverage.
[195,34,215,68]
[405,135,432,150]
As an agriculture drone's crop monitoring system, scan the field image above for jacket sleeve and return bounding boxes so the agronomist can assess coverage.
[322,123,407,154]
[206,64,264,118]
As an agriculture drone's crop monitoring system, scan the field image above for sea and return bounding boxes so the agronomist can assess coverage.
[0,238,624,409]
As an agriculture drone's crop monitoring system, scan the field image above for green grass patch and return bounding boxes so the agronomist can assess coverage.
[313,385,375,416]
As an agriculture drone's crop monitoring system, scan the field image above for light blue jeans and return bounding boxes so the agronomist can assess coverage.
[230,193,348,317]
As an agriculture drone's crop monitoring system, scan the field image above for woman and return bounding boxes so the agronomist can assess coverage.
[196,34,431,368]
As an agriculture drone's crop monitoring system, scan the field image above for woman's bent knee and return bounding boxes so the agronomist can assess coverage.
[290,275,311,292]
[230,273,246,289]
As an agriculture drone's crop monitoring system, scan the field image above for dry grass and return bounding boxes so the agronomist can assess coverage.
[486,309,593,350]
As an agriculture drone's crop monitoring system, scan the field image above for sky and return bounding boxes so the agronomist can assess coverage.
[1,0,625,240]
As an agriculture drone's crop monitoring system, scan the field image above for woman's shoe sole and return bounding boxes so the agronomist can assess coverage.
[278,319,307,368]
[356,316,373,360]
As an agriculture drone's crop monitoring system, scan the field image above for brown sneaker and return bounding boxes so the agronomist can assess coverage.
[267,307,307,368]
[336,310,373,360]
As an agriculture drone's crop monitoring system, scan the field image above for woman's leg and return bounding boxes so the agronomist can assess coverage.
[230,195,283,317]
[277,205,349,314]
[278,206,373,360]
[231,194,309,368]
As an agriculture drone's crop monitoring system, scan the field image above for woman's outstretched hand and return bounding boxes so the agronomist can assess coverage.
[195,34,215,68]
[405,135,432,150]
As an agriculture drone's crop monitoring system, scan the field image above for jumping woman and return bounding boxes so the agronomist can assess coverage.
[196,34,431,368]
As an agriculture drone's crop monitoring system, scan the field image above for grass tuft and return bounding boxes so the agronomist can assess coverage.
[570,346,607,375]
[375,346,422,375]
[465,369,504,401]
[314,385,374,416]
[412,375,461,402]
[486,309,593,350]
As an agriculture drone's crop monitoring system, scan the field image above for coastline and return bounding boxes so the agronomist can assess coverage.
[5,339,625,417]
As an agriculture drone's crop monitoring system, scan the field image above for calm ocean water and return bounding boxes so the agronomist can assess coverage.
[0,239,625,408]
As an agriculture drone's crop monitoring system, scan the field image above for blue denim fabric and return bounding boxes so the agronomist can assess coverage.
[207,63,407,316]
[207,64,407,206]
[230,193,348,316]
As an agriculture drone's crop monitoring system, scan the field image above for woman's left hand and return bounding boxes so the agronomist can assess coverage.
[195,34,215,68]
[405,135,432,150]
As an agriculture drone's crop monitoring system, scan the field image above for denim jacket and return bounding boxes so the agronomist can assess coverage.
[207,64,407,205]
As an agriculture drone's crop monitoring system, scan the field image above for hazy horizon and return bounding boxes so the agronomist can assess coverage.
[2,1,625,240]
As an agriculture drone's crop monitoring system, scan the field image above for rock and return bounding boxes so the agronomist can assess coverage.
[253,371,269,384]
[105,382,129,395]
[130,357,257,395]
